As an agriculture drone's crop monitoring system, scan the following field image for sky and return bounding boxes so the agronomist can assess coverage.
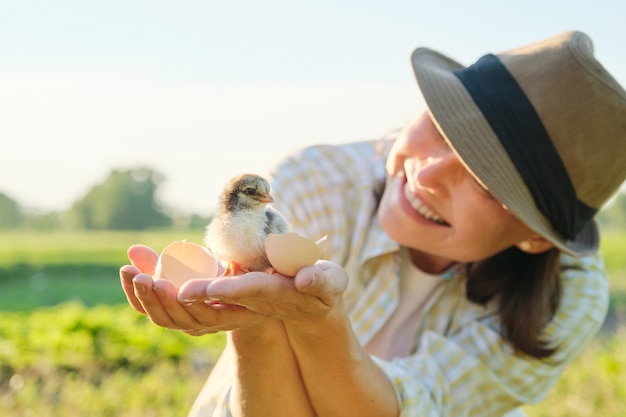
[1,0,624,216]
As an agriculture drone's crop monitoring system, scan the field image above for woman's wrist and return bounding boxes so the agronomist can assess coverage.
[282,304,399,417]
[228,317,287,347]
[227,317,315,417]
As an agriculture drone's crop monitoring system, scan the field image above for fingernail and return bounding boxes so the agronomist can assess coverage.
[121,270,133,281]
[135,282,147,295]
[205,292,222,300]
[177,293,197,304]
[154,288,165,298]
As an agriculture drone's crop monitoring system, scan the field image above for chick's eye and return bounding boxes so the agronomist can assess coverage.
[244,187,257,196]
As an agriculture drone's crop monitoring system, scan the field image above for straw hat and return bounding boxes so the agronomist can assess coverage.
[411,30,626,255]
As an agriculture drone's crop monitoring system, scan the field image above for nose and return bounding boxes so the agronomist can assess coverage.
[407,151,464,194]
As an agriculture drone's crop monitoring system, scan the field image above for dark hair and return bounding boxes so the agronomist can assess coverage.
[466,247,562,359]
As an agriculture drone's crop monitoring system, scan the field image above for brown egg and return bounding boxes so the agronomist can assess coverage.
[154,240,218,288]
[264,232,324,276]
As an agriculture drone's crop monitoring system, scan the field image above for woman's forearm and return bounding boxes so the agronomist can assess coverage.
[196,263,396,415]
[228,320,315,417]
[284,309,399,417]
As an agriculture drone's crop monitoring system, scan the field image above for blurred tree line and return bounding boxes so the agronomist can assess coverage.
[0,167,211,230]
[1,166,625,232]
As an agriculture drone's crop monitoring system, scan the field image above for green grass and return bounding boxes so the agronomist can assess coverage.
[0,263,127,310]
[599,231,626,331]
[524,335,626,417]
[0,230,205,311]
[0,302,225,417]
[4,361,208,417]
[0,229,206,266]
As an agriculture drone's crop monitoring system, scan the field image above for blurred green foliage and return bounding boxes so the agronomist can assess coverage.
[0,302,224,375]
[0,193,22,229]
[63,167,171,230]
[524,336,626,417]
[0,303,225,417]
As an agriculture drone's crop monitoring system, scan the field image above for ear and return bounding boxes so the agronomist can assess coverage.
[515,235,555,254]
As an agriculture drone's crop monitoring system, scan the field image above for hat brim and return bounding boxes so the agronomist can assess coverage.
[410,47,598,256]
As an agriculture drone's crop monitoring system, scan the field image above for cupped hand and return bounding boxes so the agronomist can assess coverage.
[119,244,158,314]
[195,260,349,324]
[119,244,273,336]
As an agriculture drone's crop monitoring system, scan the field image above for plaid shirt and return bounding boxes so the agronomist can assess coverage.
[188,140,609,417]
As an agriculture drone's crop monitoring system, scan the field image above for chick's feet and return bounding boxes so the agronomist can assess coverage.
[224,261,249,276]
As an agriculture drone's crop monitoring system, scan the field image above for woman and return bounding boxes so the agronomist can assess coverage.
[120,30,626,416]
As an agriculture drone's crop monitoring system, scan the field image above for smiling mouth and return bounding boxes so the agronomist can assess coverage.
[403,182,450,226]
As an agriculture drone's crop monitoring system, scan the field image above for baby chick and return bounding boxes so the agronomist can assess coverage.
[204,173,291,275]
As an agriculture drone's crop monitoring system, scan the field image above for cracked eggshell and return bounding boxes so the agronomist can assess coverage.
[264,232,321,277]
[154,240,219,288]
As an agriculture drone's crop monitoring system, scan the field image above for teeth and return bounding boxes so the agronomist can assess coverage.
[404,183,447,225]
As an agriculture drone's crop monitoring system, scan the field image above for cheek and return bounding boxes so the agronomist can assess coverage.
[378,177,400,228]
[377,176,411,240]
[455,200,528,251]
[385,144,404,176]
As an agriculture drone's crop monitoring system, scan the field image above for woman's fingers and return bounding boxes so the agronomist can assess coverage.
[132,274,199,330]
[200,262,349,321]
[127,276,261,334]
[122,254,310,333]
[120,265,146,314]
[177,278,216,304]
[120,245,159,314]
[203,273,285,310]
[178,279,265,331]
[151,278,205,329]
[294,261,349,305]
[127,244,159,275]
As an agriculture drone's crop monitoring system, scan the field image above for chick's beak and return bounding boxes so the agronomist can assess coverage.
[258,194,275,203]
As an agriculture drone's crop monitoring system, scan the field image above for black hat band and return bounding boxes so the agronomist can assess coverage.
[453,54,596,240]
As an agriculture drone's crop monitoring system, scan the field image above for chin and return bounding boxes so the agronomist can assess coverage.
[378,176,414,232]
[377,201,420,248]
[378,183,401,234]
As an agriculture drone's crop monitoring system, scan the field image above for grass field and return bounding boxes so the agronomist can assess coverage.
[0,229,625,416]
[0,230,206,311]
